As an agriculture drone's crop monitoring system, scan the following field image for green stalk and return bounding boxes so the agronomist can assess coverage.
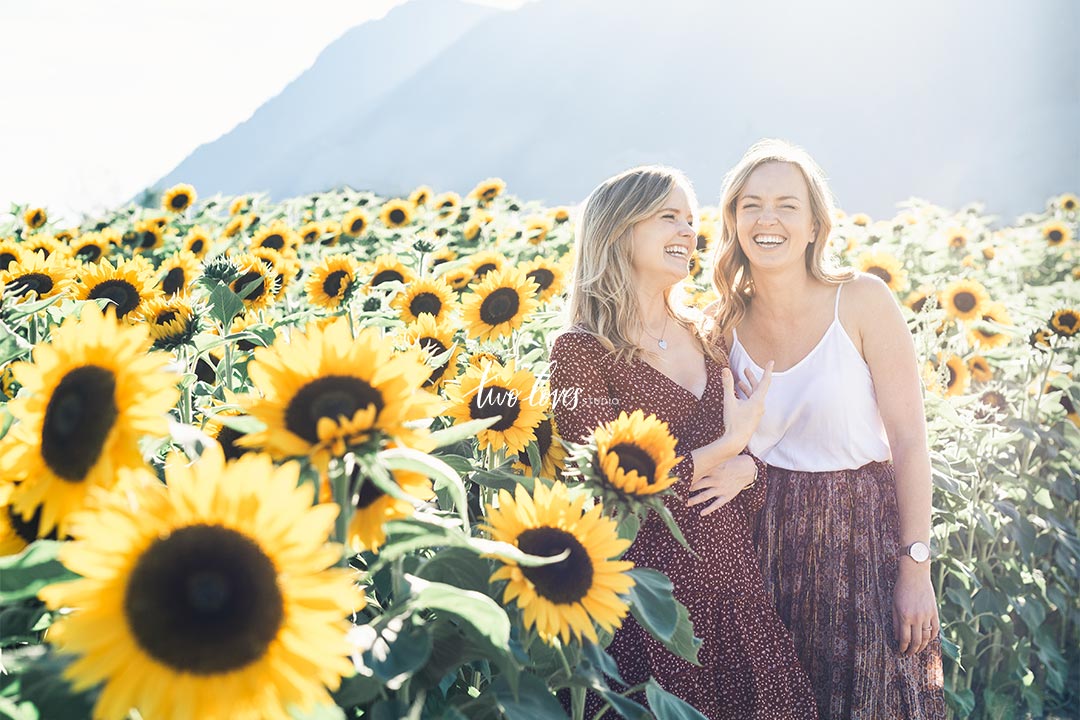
[329,457,352,567]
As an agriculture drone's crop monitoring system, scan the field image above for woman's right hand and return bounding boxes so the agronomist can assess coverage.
[721,362,773,452]
[687,454,758,515]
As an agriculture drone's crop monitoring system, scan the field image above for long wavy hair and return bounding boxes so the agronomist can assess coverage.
[709,139,853,342]
[563,165,723,365]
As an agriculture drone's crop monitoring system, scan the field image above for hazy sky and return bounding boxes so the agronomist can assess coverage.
[1,0,523,224]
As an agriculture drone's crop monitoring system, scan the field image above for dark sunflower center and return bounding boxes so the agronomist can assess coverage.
[696,234,708,251]
[1065,199,1077,210]
[139,231,159,249]
[526,269,554,292]
[162,267,186,296]
[190,238,205,254]
[473,263,497,280]
[261,234,285,250]
[946,365,958,387]
[1047,229,1063,243]
[419,337,449,386]
[1057,312,1078,331]
[1060,393,1075,415]
[372,269,404,286]
[980,391,1006,411]
[284,375,384,443]
[124,524,283,675]
[41,365,118,481]
[232,271,266,301]
[304,230,318,242]
[156,309,179,325]
[910,296,928,314]
[608,442,657,483]
[89,279,142,317]
[952,291,977,313]
[169,193,190,210]
[950,235,966,247]
[479,287,520,326]
[517,417,553,466]
[8,273,55,297]
[350,471,386,510]
[76,245,102,262]
[7,504,53,544]
[349,219,366,234]
[322,270,348,298]
[388,209,407,225]
[517,527,593,604]
[0,252,16,270]
[217,425,247,461]
[409,292,442,317]
[467,385,521,431]
[867,266,892,284]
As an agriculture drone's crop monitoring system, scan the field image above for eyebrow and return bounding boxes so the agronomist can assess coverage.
[740,195,802,202]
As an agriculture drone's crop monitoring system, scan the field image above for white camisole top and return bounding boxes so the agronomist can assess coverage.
[727,283,892,472]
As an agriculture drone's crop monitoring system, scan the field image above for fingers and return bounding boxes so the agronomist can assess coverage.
[699,495,731,515]
[721,367,735,402]
[895,613,911,655]
[742,367,759,391]
[754,361,775,397]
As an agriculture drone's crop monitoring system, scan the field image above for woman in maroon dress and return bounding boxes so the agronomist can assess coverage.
[549,165,817,719]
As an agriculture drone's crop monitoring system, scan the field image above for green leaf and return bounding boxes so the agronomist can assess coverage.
[208,284,245,328]
[331,673,384,709]
[416,547,494,595]
[0,319,32,367]
[489,673,565,720]
[649,503,695,556]
[404,575,510,650]
[645,679,710,720]
[364,618,432,689]
[210,413,266,434]
[381,447,470,529]
[1030,487,1054,509]
[0,542,78,604]
[626,568,701,666]
[428,417,500,449]
[526,440,543,477]
[289,702,347,720]
[15,647,97,720]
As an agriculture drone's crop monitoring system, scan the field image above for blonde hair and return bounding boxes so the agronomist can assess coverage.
[710,139,853,341]
[563,165,724,365]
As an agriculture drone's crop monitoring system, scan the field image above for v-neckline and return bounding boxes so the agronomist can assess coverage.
[637,352,713,402]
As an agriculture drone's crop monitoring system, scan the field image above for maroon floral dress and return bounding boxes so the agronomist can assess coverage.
[550,330,818,720]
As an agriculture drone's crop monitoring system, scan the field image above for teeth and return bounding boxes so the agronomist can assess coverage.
[754,234,785,246]
[664,246,688,257]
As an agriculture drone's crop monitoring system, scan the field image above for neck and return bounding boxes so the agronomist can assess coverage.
[750,265,816,320]
[635,284,671,332]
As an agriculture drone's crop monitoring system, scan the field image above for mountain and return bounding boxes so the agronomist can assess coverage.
[154,0,1080,219]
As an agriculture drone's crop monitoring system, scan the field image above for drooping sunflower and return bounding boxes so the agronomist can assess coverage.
[366,254,416,289]
[942,355,970,397]
[518,257,566,304]
[444,358,545,454]
[940,279,989,322]
[137,295,202,350]
[943,226,970,249]
[347,462,434,553]
[469,178,506,206]
[409,185,433,207]
[392,276,457,324]
[0,238,23,271]
[483,481,635,645]
[968,355,993,383]
[0,308,179,537]
[23,207,47,230]
[1049,308,1079,338]
[342,208,372,238]
[400,313,462,390]
[77,257,159,320]
[513,414,569,479]
[229,253,280,311]
[38,447,361,720]
[0,250,77,303]
[241,319,444,470]
[1055,193,1079,212]
[461,266,540,341]
[433,191,462,219]
[304,254,359,310]
[592,409,681,498]
[967,302,1012,349]
[157,251,201,296]
[379,199,414,229]
[857,251,907,292]
[251,220,299,254]
[1029,328,1053,352]
[1042,221,1072,247]
[162,183,196,213]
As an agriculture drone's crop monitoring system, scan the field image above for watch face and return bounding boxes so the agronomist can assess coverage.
[908,542,930,562]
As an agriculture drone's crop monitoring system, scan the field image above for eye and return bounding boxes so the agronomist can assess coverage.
[782,205,797,210]
[741,203,759,210]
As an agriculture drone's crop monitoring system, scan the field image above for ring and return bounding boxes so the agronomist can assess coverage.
[922,626,932,631]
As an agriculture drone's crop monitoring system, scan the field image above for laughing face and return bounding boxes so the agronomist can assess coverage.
[630,185,696,288]
[734,161,818,273]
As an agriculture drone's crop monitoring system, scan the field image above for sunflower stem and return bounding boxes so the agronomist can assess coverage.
[330,458,352,568]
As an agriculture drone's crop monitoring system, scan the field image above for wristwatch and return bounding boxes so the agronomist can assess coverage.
[901,541,931,563]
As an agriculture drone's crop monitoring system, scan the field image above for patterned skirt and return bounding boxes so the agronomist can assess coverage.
[756,461,947,720]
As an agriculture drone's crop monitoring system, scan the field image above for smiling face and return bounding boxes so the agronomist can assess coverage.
[734,161,818,273]
[630,185,696,288]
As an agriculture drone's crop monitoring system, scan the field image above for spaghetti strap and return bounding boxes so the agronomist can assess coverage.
[833,283,843,320]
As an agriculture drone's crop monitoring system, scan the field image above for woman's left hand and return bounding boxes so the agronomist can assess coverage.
[892,562,940,656]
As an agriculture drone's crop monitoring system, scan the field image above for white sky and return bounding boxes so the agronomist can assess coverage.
[1,0,523,225]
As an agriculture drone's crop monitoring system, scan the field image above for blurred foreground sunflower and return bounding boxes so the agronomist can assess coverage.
[347,463,434,553]
[39,447,361,720]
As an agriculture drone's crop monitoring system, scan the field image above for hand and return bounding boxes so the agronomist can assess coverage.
[893,562,940,656]
[687,455,757,516]
[721,362,773,451]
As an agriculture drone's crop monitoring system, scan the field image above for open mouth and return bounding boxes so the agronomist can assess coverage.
[664,245,689,259]
[753,234,786,248]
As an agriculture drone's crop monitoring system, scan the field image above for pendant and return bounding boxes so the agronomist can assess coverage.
[658,339,668,350]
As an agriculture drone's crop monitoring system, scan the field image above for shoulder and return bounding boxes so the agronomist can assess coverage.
[550,329,611,363]
[842,273,900,318]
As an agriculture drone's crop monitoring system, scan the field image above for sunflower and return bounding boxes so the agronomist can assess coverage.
[400,313,461,390]
[444,358,545,454]
[0,308,179,537]
[392,276,457,324]
[228,196,248,215]
[229,253,280,311]
[1049,308,1079,338]
[347,462,434,553]
[429,246,457,270]
[967,302,1012,349]
[23,207,47,230]
[465,250,506,283]
[462,267,539,341]
[162,183,196,213]
[513,414,569,479]
[0,484,36,556]
[137,295,202,350]
[180,226,212,258]
[470,178,506,206]
[462,220,483,243]
[441,266,473,291]
[341,208,371,238]
[968,355,993,383]
[22,232,65,259]
[483,481,634,645]
[376,200,412,229]
[223,216,245,238]
[251,220,299,254]
[943,226,970,249]
[940,279,989,322]
[241,319,443,469]
[1029,328,1053,352]
[0,238,23,271]
[70,232,111,264]
[433,191,462,220]
[518,257,566,303]
[409,185,433,207]
[551,206,572,224]
[975,389,1009,420]
[1056,387,1079,427]
[201,407,257,461]
[0,250,76,303]
[251,246,298,299]
[1042,221,1072,247]
[1056,193,1079,212]
[591,409,680,498]
[157,251,201,296]
[857,251,907,292]
[38,446,360,720]
[525,216,553,246]
[299,221,323,245]
[366,254,416,289]
[981,245,996,260]
[77,257,159,320]
[942,355,970,397]
[320,220,342,246]
[55,228,76,242]
[131,219,166,253]
[304,254,359,310]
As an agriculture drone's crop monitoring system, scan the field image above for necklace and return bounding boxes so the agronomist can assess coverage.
[641,312,670,350]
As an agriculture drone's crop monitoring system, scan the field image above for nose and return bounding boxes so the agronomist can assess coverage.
[757,208,778,226]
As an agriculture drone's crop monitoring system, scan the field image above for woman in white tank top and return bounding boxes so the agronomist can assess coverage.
[707,140,947,720]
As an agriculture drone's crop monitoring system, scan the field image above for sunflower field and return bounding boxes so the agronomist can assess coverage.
[0,181,1075,720]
